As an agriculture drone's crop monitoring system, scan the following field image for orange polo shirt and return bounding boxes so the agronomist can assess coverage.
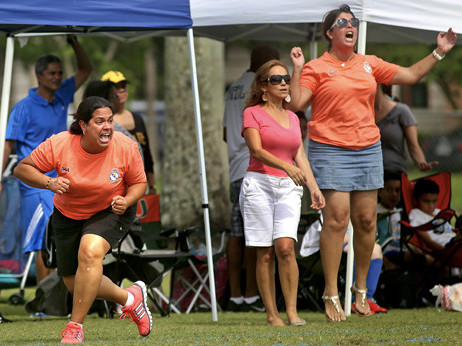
[31,131,146,220]
[300,52,399,149]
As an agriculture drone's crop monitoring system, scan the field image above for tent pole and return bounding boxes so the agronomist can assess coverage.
[0,36,14,174]
[344,20,368,317]
[186,28,218,322]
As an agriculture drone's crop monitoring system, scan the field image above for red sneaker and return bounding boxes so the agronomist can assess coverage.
[59,322,84,344]
[368,299,387,314]
[120,281,152,336]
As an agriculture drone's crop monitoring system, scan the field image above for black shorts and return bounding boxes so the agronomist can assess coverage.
[52,205,136,277]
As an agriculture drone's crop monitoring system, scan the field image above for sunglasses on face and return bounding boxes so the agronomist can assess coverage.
[266,74,291,85]
[330,17,360,30]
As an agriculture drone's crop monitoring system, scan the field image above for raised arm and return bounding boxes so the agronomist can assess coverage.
[67,34,93,91]
[390,28,456,85]
[288,47,313,112]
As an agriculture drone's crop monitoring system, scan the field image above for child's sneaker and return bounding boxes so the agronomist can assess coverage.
[120,281,152,336]
[59,322,84,344]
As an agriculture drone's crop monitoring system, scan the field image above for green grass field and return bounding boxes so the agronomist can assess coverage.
[2,288,462,345]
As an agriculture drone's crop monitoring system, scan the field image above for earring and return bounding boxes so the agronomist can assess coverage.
[82,130,86,135]
[285,94,291,103]
[262,91,268,102]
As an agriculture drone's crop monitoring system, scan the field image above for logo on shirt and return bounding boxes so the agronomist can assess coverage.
[363,62,372,73]
[61,166,70,172]
[109,168,120,183]
[328,71,337,76]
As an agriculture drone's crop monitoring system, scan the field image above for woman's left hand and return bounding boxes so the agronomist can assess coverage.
[111,195,128,215]
[437,28,457,55]
[418,160,438,171]
[310,188,325,210]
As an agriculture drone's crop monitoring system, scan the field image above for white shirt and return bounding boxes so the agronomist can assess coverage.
[223,71,254,182]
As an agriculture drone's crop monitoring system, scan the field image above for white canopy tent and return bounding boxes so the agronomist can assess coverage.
[190,0,462,315]
[0,0,222,321]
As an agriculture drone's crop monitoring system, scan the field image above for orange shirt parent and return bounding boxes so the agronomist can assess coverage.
[30,131,146,220]
[300,52,399,150]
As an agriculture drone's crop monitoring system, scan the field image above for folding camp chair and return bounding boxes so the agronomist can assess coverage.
[111,224,196,316]
[170,229,227,313]
[399,172,462,277]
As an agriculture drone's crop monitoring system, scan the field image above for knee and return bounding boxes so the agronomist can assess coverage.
[352,212,376,233]
[257,248,274,265]
[78,244,105,267]
[324,212,350,233]
[275,244,295,263]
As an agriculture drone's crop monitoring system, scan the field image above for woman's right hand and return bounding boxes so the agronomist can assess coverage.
[48,177,70,195]
[290,47,305,70]
[285,165,307,186]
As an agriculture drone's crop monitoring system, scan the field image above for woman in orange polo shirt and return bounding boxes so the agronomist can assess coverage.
[14,97,152,343]
[289,4,456,322]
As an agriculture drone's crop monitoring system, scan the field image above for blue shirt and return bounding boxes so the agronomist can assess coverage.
[5,76,75,194]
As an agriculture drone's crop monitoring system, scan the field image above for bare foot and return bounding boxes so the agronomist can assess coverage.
[267,317,287,326]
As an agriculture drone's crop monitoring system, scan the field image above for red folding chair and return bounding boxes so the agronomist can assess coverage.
[399,172,462,270]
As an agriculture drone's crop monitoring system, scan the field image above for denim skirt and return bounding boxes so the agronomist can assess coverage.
[308,139,383,191]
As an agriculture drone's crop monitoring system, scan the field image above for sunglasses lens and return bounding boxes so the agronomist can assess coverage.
[337,18,348,28]
[350,18,360,27]
[269,75,282,85]
[282,75,291,83]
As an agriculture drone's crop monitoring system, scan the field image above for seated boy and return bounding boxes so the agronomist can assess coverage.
[378,171,405,269]
[410,179,461,251]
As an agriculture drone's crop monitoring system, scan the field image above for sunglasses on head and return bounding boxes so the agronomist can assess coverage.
[266,74,291,85]
[330,17,360,30]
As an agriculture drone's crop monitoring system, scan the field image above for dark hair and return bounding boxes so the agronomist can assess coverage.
[249,45,280,72]
[322,4,356,50]
[380,84,400,102]
[69,96,113,135]
[384,170,402,183]
[295,110,307,122]
[246,60,289,108]
[35,54,61,75]
[413,179,439,200]
[83,80,117,101]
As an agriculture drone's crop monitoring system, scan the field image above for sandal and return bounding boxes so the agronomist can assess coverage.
[350,283,372,316]
[322,295,345,322]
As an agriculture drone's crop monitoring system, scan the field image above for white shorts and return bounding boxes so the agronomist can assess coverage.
[239,172,303,247]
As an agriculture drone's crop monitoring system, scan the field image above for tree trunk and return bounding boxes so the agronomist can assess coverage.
[161,36,229,231]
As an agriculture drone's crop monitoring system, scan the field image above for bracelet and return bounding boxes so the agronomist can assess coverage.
[45,177,52,190]
[432,49,445,61]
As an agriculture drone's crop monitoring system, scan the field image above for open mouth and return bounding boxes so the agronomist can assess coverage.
[100,134,111,143]
[346,31,354,40]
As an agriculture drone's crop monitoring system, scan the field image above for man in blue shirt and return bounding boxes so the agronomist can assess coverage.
[1,35,92,284]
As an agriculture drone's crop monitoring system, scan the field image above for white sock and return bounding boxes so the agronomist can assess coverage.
[244,296,259,304]
[70,321,83,329]
[230,296,244,304]
[124,292,134,307]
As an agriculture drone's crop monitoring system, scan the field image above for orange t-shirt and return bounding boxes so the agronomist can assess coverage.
[300,52,399,149]
[31,131,146,220]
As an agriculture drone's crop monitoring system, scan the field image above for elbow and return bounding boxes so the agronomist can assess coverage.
[13,163,22,180]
